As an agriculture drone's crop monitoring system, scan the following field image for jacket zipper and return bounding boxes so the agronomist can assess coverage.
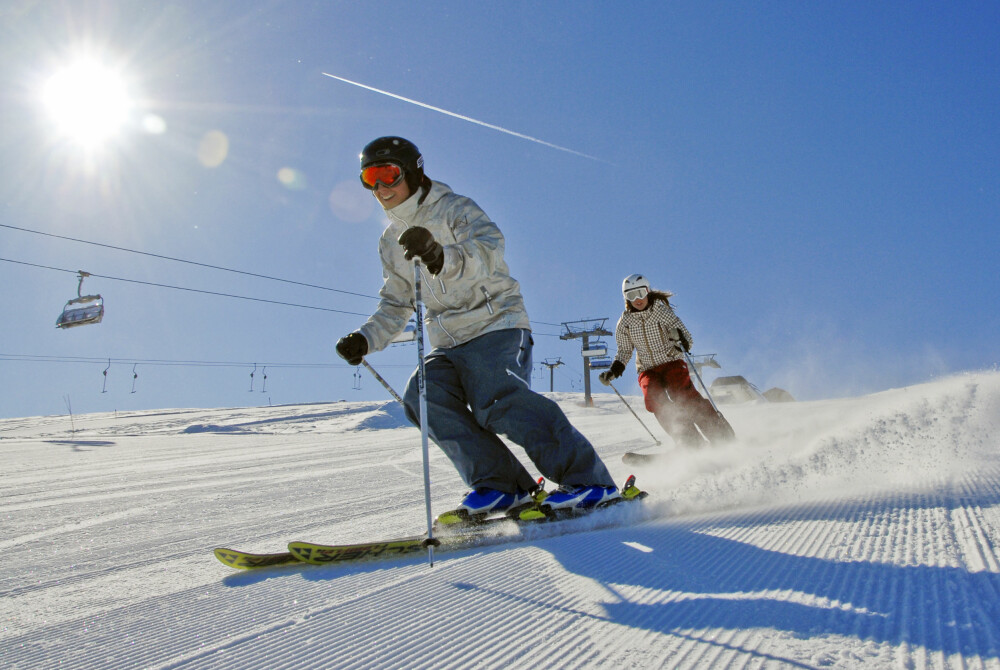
[640,312,654,369]
[480,286,495,315]
[413,261,457,347]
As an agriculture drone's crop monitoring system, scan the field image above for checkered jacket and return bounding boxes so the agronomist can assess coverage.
[612,293,694,374]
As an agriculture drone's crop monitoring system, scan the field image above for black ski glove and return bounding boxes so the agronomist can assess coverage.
[398,226,444,275]
[678,332,691,353]
[599,360,626,386]
[336,332,368,366]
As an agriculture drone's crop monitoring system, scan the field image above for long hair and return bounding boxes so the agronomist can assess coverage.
[415,172,433,205]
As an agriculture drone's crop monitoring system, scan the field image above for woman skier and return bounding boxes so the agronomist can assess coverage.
[600,273,735,447]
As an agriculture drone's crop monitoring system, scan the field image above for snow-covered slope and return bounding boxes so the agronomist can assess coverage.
[2,372,999,669]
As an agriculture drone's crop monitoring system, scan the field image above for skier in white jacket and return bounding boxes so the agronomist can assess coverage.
[335,136,619,521]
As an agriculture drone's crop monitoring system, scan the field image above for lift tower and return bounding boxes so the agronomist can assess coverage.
[540,358,564,392]
[560,318,612,407]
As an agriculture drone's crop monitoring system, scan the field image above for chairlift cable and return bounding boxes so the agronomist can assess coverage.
[0,225,598,333]
[2,256,564,334]
[0,257,371,316]
[0,353,412,370]
[0,223,379,300]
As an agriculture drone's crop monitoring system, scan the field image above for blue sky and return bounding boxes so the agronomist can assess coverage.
[1,1,997,419]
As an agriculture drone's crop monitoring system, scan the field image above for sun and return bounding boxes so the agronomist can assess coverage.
[41,58,132,148]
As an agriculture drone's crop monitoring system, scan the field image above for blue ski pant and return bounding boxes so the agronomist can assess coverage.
[402,328,615,494]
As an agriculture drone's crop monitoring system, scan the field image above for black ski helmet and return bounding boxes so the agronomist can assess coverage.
[359,136,425,193]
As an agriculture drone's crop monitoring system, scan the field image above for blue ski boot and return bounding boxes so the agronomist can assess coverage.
[435,486,537,527]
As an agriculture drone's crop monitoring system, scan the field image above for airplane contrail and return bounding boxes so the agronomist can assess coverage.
[322,72,609,164]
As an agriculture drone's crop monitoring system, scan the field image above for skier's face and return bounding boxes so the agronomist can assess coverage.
[629,296,649,311]
[372,177,412,210]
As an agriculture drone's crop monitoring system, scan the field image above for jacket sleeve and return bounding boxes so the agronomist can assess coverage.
[358,235,416,353]
[434,195,506,282]
[673,308,694,350]
[678,320,694,351]
[657,302,694,351]
[613,314,634,366]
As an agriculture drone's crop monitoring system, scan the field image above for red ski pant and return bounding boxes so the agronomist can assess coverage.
[638,359,733,446]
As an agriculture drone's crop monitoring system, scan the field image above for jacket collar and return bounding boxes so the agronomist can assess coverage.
[385,180,452,227]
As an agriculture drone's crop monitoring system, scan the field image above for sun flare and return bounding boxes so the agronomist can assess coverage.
[42,59,132,147]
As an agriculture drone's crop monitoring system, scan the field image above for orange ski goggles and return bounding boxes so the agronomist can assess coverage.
[360,163,405,190]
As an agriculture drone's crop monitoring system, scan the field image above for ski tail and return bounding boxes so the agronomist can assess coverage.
[214,547,300,570]
[288,536,430,565]
[621,474,647,500]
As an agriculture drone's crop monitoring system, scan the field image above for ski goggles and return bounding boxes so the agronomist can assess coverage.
[360,163,405,190]
[624,286,649,302]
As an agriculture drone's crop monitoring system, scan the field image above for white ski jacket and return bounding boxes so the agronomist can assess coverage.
[612,295,694,374]
[358,180,531,352]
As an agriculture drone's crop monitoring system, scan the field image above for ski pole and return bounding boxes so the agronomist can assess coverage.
[412,260,439,566]
[361,359,404,406]
[684,350,721,414]
[608,381,661,446]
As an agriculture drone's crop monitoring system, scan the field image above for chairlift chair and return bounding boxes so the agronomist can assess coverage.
[56,272,104,329]
[581,338,608,359]
[590,357,613,370]
[390,317,418,344]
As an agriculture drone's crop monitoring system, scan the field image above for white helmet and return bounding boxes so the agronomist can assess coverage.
[622,273,650,301]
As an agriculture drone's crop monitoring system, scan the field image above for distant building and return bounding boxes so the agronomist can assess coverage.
[709,376,766,404]
[763,387,796,403]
